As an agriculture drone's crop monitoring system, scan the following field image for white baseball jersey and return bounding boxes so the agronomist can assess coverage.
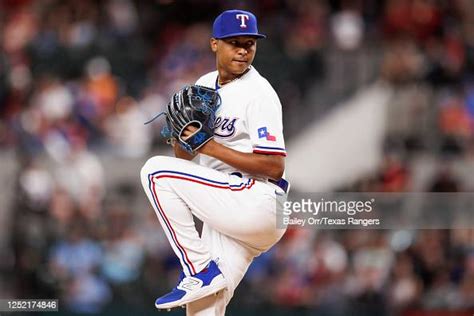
[195,66,286,180]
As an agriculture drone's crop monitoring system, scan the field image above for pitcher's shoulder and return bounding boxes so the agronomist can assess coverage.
[195,71,218,88]
[244,68,280,101]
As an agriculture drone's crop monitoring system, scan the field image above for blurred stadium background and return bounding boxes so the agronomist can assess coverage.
[1,0,474,315]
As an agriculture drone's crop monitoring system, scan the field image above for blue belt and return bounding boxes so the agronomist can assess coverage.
[231,172,289,194]
[269,178,290,194]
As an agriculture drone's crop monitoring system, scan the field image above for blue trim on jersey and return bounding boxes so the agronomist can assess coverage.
[148,174,194,275]
[254,145,286,151]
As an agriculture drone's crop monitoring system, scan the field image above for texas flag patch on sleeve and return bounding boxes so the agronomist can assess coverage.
[258,127,276,141]
[253,127,286,156]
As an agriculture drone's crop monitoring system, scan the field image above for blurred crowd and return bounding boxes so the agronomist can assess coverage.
[256,0,474,314]
[2,0,474,315]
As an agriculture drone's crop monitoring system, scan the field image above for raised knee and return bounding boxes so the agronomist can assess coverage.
[140,156,174,180]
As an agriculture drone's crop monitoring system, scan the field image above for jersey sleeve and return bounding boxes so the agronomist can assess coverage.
[247,93,287,156]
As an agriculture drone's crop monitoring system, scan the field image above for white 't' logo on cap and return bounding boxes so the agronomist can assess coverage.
[236,14,249,28]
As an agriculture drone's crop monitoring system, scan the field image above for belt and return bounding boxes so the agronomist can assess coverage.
[230,172,290,194]
[269,178,290,194]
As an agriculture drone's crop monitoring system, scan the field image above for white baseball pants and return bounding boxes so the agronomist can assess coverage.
[140,156,286,315]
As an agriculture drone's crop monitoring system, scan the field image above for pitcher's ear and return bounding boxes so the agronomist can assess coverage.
[210,38,218,52]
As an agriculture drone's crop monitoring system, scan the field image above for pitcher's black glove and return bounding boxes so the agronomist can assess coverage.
[162,85,221,154]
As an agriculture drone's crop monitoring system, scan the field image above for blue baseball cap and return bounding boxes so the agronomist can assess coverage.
[212,9,266,39]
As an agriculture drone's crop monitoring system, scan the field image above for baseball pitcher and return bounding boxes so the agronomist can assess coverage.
[141,9,288,315]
